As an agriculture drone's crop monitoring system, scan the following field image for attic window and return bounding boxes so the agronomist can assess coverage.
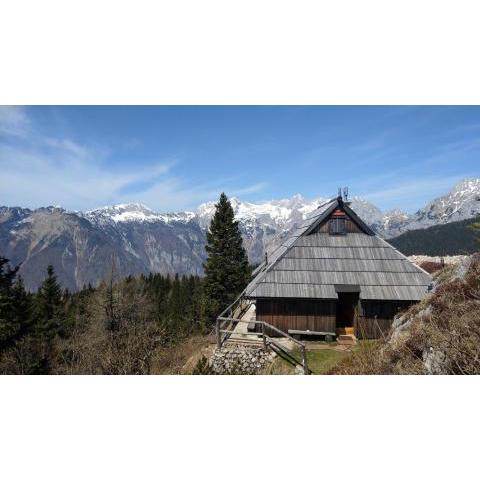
[329,217,346,235]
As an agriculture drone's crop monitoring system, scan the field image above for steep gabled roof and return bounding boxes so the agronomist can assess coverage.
[246,197,432,301]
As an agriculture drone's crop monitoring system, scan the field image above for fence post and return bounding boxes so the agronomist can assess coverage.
[216,317,221,349]
[302,345,309,375]
[262,322,267,351]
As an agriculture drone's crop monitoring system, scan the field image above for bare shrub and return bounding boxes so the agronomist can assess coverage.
[54,279,165,374]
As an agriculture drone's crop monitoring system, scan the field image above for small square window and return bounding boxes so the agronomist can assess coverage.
[329,217,346,235]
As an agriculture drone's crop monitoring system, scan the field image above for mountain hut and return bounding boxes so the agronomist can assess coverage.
[245,195,432,339]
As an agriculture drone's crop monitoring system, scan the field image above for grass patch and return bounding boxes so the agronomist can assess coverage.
[305,349,351,374]
[266,345,353,375]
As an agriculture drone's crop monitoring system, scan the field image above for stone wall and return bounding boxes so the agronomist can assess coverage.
[210,345,277,375]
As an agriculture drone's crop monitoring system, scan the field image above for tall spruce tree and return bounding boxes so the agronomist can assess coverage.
[10,276,33,340]
[35,265,65,339]
[203,193,250,318]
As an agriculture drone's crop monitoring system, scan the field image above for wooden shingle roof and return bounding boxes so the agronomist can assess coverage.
[245,198,432,301]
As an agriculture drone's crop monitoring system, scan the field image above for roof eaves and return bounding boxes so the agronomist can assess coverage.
[375,235,433,279]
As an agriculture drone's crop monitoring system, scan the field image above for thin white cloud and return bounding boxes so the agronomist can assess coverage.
[361,176,467,211]
[230,182,269,196]
[122,177,269,212]
[0,107,266,212]
[43,137,91,159]
[0,106,30,138]
[0,143,176,211]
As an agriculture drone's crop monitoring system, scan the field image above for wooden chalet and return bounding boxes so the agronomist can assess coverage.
[245,195,432,340]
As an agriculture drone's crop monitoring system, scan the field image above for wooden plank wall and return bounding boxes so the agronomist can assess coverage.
[355,300,414,339]
[256,299,416,339]
[354,317,394,339]
[256,298,336,336]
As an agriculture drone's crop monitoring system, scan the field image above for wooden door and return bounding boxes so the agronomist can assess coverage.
[336,293,357,336]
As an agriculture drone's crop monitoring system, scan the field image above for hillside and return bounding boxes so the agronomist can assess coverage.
[331,254,480,375]
[390,217,479,256]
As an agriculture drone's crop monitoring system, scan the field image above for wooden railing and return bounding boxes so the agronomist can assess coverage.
[216,298,309,374]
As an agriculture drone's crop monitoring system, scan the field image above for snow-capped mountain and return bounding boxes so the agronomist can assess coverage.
[0,204,206,291]
[193,178,480,241]
[195,195,328,260]
[1,178,479,290]
[408,178,480,230]
[195,194,323,229]
[196,195,406,240]
[85,203,196,226]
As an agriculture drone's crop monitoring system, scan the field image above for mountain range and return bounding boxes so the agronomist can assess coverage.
[1,178,479,291]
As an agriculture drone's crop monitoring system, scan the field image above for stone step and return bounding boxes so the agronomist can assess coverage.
[225,337,264,347]
[337,334,357,345]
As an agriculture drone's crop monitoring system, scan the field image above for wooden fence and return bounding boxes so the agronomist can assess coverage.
[216,296,309,374]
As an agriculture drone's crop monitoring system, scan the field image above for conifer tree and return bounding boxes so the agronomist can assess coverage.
[11,276,33,340]
[0,256,20,351]
[35,265,65,339]
[203,193,250,318]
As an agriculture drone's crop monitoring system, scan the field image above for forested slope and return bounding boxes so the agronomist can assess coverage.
[390,218,479,256]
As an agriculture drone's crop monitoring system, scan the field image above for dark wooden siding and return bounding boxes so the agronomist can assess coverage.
[313,217,363,234]
[355,300,414,339]
[257,298,416,339]
[256,298,336,336]
[354,317,394,339]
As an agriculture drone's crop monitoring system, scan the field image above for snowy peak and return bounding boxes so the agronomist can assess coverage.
[411,177,480,228]
[85,203,160,224]
[451,177,480,196]
[349,197,384,225]
[383,209,409,226]
[196,195,327,229]
[84,203,195,225]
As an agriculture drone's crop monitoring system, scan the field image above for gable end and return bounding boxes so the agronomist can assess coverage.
[308,203,374,236]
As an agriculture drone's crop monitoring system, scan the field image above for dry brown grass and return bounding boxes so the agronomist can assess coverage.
[331,254,480,375]
[418,261,444,274]
[151,334,215,374]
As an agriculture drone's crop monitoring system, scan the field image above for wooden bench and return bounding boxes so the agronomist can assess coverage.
[288,329,337,342]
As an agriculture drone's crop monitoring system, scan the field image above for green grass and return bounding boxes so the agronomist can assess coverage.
[305,349,351,374]
[266,346,352,375]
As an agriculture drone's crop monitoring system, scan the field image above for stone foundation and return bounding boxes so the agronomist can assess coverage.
[211,345,277,375]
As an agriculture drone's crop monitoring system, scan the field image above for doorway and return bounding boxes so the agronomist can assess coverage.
[336,292,358,336]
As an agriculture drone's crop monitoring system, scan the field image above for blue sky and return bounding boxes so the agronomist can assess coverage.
[0,106,479,213]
